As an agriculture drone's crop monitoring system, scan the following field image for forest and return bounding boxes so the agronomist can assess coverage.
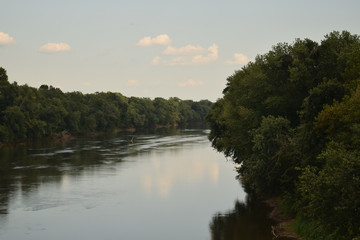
[207,31,360,240]
[0,68,212,143]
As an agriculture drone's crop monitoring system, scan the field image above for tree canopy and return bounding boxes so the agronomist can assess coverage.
[0,67,212,142]
[207,31,360,240]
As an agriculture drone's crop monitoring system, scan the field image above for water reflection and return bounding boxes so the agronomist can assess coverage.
[0,129,274,240]
[140,148,220,198]
[210,196,274,240]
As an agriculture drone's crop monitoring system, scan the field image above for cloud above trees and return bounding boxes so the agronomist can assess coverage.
[162,45,205,55]
[0,32,15,45]
[154,44,218,66]
[191,44,218,64]
[139,34,219,66]
[137,34,172,46]
[39,43,71,53]
[138,34,250,68]
[225,53,249,65]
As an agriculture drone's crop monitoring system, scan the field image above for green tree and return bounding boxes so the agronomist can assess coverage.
[3,106,27,140]
[207,31,360,240]
[297,143,360,239]
[0,68,16,121]
[240,116,297,196]
[315,85,360,146]
[153,97,179,126]
[0,66,212,142]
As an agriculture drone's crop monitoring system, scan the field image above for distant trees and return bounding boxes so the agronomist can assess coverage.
[0,67,212,142]
[207,31,360,240]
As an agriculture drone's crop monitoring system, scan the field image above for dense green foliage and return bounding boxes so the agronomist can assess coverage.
[207,31,360,240]
[0,67,212,142]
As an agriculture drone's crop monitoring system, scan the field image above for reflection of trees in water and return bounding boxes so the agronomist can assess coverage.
[210,196,274,240]
[0,176,11,226]
[0,146,16,219]
[0,129,208,219]
[0,177,11,215]
[0,139,108,219]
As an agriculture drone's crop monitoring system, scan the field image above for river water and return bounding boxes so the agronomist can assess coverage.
[0,129,274,240]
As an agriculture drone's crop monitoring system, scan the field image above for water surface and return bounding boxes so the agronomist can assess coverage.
[0,129,273,240]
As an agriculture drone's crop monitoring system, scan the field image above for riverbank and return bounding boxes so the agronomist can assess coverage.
[264,198,300,240]
[0,124,207,148]
[0,126,154,146]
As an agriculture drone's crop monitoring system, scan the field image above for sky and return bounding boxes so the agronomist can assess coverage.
[1,0,360,101]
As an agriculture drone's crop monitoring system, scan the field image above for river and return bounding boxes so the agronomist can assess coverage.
[0,129,274,240]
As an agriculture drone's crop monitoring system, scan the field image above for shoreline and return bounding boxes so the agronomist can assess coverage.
[0,124,206,148]
[264,198,300,240]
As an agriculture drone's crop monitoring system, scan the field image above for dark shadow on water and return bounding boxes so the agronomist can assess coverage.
[210,195,275,240]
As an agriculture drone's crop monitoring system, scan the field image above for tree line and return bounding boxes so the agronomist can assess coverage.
[207,31,360,240]
[0,68,212,142]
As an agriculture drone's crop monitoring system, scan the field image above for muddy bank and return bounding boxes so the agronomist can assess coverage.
[264,198,300,240]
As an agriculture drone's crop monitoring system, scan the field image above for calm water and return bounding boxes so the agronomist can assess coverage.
[0,129,274,240]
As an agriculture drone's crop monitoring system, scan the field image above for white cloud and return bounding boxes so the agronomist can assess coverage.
[139,35,219,66]
[137,34,171,46]
[225,53,249,65]
[154,44,219,66]
[178,79,205,87]
[0,32,15,45]
[163,45,205,55]
[127,79,140,86]
[39,43,71,53]
[151,56,161,65]
[191,44,218,64]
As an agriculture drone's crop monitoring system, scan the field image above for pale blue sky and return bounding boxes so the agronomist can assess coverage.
[1,0,360,101]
